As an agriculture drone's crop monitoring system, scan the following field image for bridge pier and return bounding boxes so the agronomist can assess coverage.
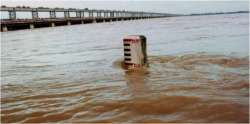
[30,24,34,29]
[67,21,71,25]
[51,22,55,27]
[89,11,94,18]
[64,11,70,18]
[8,10,16,19]
[110,11,114,18]
[97,11,101,18]
[81,11,85,18]
[81,20,84,24]
[76,11,81,18]
[2,25,8,32]
[32,10,38,19]
[50,10,56,18]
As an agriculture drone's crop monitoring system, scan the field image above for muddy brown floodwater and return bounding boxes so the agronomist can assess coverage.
[1,13,249,123]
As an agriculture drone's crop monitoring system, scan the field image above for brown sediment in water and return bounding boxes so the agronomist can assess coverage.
[1,54,249,123]
[149,54,249,68]
[182,102,249,123]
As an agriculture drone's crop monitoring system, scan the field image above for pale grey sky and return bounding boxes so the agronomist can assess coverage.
[1,0,249,14]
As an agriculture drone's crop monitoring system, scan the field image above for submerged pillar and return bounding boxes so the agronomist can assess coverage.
[51,22,55,27]
[32,10,39,19]
[50,10,56,18]
[81,11,85,18]
[89,11,93,18]
[67,21,71,25]
[30,24,34,29]
[2,26,8,32]
[64,11,70,18]
[123,35,148,70]
[8,10,16,20]
[76,11,81,18]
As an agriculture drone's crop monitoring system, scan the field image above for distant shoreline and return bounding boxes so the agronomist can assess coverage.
[187,11,249,16]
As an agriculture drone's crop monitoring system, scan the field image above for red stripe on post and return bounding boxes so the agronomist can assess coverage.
[123,39,139,43]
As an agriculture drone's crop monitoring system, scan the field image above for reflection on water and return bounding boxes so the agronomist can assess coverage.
[1,13,249,123]
[125,69,150,98]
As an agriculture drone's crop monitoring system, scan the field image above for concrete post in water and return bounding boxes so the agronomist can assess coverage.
[2,25,8,32]
[123,35,148,70]
[30,24,34,29]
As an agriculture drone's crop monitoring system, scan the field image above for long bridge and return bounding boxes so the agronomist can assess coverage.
[0,6,178,32]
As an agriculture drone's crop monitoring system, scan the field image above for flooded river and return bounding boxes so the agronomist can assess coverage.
[1,13,249,123]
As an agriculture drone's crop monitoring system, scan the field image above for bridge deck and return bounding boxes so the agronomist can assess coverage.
[1,16,166,31]
[0,6,177,31]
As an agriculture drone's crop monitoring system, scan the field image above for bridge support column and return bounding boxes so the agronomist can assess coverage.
[81,11,84,18]
[30,24,34,29]
[8,10,16,19]
[51,22,55,27]
[93,19,97,23]
[2,26,8,32]
[76,11,81,18]
[81,20,84,24]
[50,10,56,18]
[32,10,39,19]
[110,11,114,18]
[64,11,70,18]
[104,12,108,18]
[89,11,93,18]
[67,21,71,25]
[97,11,101,18]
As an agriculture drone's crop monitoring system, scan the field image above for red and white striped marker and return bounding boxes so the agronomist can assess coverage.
[123,35,147,70]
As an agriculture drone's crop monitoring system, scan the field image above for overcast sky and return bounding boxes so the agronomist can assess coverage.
[1,0,249,14]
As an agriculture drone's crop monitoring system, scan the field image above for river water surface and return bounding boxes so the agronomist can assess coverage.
[1,13,249,123]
